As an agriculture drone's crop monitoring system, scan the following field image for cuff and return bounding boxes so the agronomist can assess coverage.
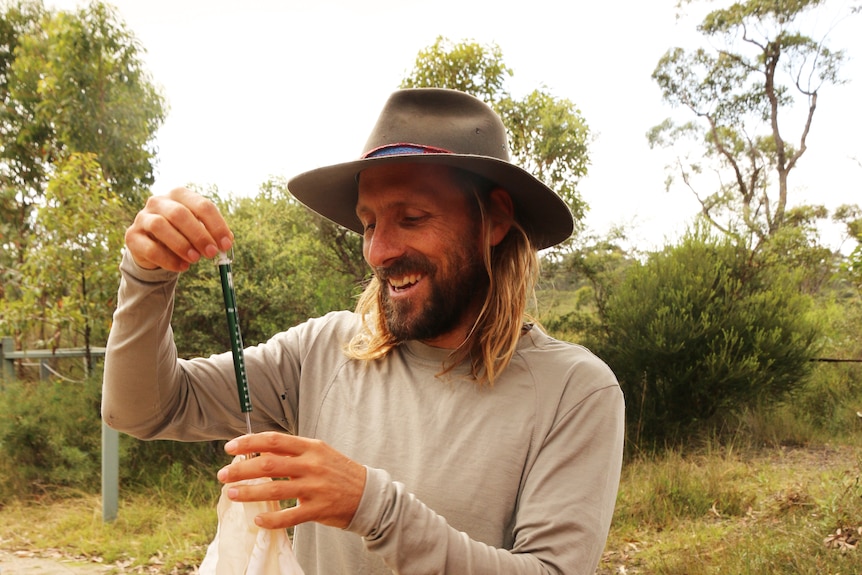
[345,466,393,540]
[120,249,180,283]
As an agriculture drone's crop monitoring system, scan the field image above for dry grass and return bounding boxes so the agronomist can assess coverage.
[0,489,217,573]
[600,443,862,575]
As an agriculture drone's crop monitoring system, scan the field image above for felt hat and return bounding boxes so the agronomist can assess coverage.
[287,88,574,249]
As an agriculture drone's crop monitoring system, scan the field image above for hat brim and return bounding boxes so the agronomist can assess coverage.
[287,154,574,250]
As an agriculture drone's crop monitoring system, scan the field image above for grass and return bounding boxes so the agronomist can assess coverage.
[2,440,861,573]
[600,442,862,574]
[0,484,219,573]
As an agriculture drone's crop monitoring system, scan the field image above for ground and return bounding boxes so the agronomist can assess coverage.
[0,549,111,574]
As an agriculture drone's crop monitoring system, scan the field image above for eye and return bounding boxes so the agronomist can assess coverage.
[402,213,427,226]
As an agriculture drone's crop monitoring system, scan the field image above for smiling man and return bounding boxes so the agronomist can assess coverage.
[103,88,625,574]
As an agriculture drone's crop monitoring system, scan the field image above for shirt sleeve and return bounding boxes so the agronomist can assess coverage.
[101,250,296,440]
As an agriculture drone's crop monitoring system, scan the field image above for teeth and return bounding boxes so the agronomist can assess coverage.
[389,274,421,288]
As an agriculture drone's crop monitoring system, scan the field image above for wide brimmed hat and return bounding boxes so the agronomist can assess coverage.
[287,88,574,250]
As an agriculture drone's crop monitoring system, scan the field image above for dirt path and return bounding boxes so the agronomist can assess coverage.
[0,549,112,574]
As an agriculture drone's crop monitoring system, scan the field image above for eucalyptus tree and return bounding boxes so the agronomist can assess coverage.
[0,0,165,351]
[648,0,855,248]
[29,153,126,361]
[3,0,165,210]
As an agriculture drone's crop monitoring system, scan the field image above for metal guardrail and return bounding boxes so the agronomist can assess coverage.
[0,336,118,523]
[1,336,106,380]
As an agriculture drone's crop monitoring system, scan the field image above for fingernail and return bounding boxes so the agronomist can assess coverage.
[254,516,264,526]
[225,439,237,452]
[203,244,218,259]
[217,467,228,481]
[220,237,233,251]
[227,488,238,499]
[187,249,200,262]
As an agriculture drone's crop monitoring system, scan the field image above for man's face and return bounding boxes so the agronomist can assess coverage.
[356,163,488,349]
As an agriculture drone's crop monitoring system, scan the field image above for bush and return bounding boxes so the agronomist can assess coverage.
[0,377,103,497]
[595,227,821,447]
[0,372,224,504]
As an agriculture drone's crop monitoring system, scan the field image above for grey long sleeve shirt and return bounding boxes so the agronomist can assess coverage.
[102,252,625,574]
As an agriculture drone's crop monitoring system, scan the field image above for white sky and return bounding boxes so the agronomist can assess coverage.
[45,0,861,251]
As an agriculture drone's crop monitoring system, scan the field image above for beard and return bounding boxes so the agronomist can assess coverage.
[377,248,489,343]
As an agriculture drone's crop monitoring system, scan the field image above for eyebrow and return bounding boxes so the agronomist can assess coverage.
[355,199,414,219]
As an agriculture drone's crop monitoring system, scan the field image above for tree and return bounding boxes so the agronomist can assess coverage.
[27,153,125,364]
[401,37,591,233]
[648,0,855,248]
[540,227,636,344]
[401,37,511,105]
[0,0,49,297]
[5,0,165,207]
[0,0,165,351]
[834,203,862,289]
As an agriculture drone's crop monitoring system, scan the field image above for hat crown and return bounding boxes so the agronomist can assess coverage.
[362,89,511,161]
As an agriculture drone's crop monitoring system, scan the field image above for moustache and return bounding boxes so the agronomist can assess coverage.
[374,256,436,282]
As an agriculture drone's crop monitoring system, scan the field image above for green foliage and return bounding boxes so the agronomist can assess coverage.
[614,449,756,530]
[0,376,102,496]
[0,371,225,504]
[401,36,590,236]
[540,230,636,342]
[401,36,512,104]
[0,0,165,355]
[595,225,821,446]
[27,153,125,349]
[834,203,862,288]
[784,292,862,435]
[172,180,365,357]
[4,0,166,207]
[605,444,862,575]
[496,89,590,223]
[756,204,837,295]
[0,0,47,269]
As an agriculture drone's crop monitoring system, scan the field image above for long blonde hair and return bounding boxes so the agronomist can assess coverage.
[345,169,541,385]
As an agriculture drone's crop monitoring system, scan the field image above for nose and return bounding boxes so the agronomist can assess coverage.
[363,220,405,268]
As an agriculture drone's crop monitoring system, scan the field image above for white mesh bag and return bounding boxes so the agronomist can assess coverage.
[199,457,304,575]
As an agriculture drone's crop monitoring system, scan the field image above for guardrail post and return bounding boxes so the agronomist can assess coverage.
[102,422,119,522]
[1,336,14,383]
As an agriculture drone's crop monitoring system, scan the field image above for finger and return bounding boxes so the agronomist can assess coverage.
[224,432,315,458]
[218,449,314,487]
[254,503,326,530]
[125,210,200,272]
[124,189,234,272]
[235,490,352,530]
[165,187,234,253]
[226,473,297,501]
[150,192,221,259]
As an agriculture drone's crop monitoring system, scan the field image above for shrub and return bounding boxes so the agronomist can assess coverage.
[595,227,821,447]
[0,373,224,504]
[0,377,103,497]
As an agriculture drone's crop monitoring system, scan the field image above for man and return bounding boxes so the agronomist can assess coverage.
[103,88,625,574]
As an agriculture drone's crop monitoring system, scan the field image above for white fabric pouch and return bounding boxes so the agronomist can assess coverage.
[199,457,305,575]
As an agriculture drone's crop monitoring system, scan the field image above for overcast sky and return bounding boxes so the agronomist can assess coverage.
[45,0,862,251]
